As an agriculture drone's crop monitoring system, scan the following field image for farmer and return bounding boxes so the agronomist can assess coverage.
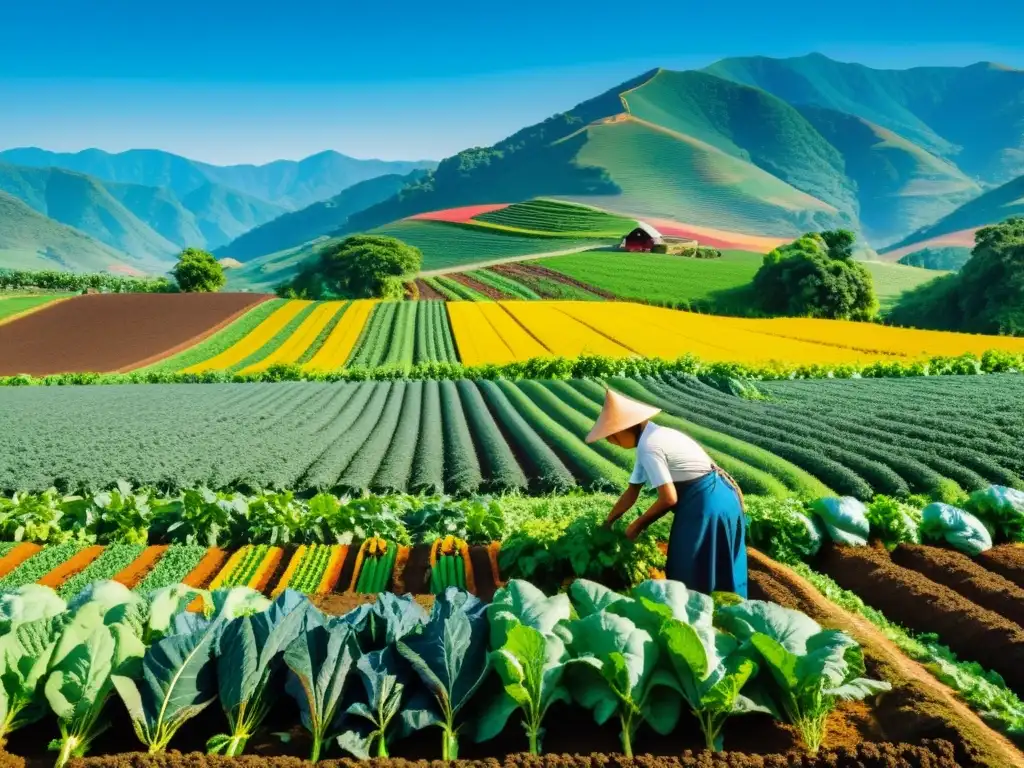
[587,387,748,597]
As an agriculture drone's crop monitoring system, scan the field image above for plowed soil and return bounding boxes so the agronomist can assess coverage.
[891,543,1024,627]
[817,542,1024,695]
[977,544,1024,588]
[62,741,962,768]
[0,293,270,376]
[414,279,443,300]
[492,263,616,299]
[747,548,1024,768]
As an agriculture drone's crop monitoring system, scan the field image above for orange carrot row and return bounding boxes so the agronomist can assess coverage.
[251,547,284,593]
[392,546,411,595]
[0,543,42,579]
[184,548,228,612]
[113,545,169,588]
[37,545,104,589]
[317,545,347,595]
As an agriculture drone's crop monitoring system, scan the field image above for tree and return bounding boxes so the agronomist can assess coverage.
[890,217,1024,335]
[752,230,877,320]
[171,248,226,293]
[282,235,422,299]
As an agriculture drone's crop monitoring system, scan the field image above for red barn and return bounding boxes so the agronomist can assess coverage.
[620,222,664,252]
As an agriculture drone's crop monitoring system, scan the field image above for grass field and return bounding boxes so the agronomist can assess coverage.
[864,261,948,310]
[370,220,611,272]
[541,249,762,309]
[0,294,66,324]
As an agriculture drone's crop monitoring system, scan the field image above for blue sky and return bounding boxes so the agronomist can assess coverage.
[1,0,1021,165]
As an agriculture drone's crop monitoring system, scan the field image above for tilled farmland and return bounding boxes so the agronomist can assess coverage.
[0,293,270,375]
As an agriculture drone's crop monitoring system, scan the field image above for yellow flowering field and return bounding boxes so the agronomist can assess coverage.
[303,299,378,371]
[448,301,1024,365]
[181,300,312,373]
[239,301,347,374]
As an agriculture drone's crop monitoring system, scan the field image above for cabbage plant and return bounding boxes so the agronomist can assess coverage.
[717,599,890,753]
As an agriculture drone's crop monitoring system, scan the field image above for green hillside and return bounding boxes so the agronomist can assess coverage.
[0,163,179,261]
[471,199,637,236]
[0,191,160,274]
[0,148,437,210]
[863,261,948,310]
[796,106,980,245]
[883,173,1024,255]
[559,116,845,236]
[216,172,417,261]
[179,183,286,248]
[704,53,1024,183]
[897,247,972,271]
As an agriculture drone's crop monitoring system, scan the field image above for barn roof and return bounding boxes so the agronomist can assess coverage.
[633,221,663,239]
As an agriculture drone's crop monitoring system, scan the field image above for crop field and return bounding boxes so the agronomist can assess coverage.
[446,300,1024,366]
[541,249,763,308]
[470,198,638,236]
[406,202,510,223]
[0,292,270,376]
[371,219,611,271]
[347,300,457,368]
[1,375,1022,505]
[0,479,1022,766]
[0,293,68,324]
[864,260,948,310]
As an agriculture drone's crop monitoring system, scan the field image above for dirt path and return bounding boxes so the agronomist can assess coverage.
[747,548,1024,768]
[417,244,612,277]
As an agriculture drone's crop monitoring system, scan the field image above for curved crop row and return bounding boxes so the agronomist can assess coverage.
[457,380,528,493]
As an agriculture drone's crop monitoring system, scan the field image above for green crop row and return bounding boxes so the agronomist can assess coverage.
[435,275,486,300]
[288,544,332,593]
[413,301,458,364]
[469,269,540,299]
[133,545,208,593]
[57,543,146,599]
[0,542,86,588]
[296,302,351,365]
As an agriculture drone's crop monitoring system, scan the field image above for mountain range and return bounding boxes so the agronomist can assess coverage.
[2,53,1023,276]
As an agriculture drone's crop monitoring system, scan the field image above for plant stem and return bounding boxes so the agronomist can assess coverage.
[55,736,78,768]
[528,727,540,756]
[619,712,635,758]
[310,734,322,762]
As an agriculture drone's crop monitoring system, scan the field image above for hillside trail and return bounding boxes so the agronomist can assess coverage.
[417,244,613,277]
[746,548,1024,768]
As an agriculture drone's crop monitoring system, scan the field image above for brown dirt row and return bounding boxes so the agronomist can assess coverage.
[0,293,271,376]
[414,279,443,300]
[977,544,1024,588]
[816,542,1024,696]
[451,273,510,300]
[499,262,618,300]
[61,741,962,768]
[890,543,1024,628]
[746,548,1024,768]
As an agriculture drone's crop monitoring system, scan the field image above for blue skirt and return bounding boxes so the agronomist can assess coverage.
[664,470,748,597]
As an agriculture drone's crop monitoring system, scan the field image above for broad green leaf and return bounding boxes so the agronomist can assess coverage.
[569,579,627,617]
[0,584,67,632]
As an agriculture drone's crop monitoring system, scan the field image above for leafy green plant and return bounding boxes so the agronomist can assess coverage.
[866,495,923,550]
[397,588,490,759]
[208,591,310,756]
[283,611,359,761]
[744,496,823,565]
[717,599,890,753]
[0,613,68,742]
[477,580,572,754]
[966,485,1024,543]
[61,481,152,544]
[149,488,249,547]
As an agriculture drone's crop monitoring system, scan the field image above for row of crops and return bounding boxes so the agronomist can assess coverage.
[2,373,1021,500]
[0,482,1022,766]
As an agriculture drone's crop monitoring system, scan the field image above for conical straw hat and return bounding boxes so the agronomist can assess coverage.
[585,388,661,444]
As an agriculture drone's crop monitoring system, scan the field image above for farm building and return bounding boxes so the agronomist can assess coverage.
[620,222,663,252]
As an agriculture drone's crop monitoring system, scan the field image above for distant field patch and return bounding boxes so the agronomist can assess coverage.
[640,218,787,252]
[541,249,762,310]
[882,228,979,262]
[0,294,67,325]
[470,199,637,237]
[371,220,610,272]
[407,204,510,223]
[864,261,948,311]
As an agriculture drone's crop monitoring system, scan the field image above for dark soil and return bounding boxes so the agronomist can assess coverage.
[451,273,509,300]
[747,548,1024,768]
[890,543,1024,627]
[313,590,436,616]
[469,544,499,602]
[401,544,432,594]
[334,544,359,593]
[262,545,295,593]
[816,542,1024,696]
[415,279,443,300]
[0,293,271,376]
[976,544,1024,588]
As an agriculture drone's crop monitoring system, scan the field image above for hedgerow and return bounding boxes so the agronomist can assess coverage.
[3,349,1021,386]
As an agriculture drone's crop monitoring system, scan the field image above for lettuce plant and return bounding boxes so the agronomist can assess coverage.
[397,588,490,759]
[338,592,427,651]
[717,599,891,753]
[283,611,359,761]
[207,590,310,756]
[0,613,68,743]
[476,579,573,754]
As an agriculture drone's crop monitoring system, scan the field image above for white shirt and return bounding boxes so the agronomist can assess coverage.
[629,422,714,488]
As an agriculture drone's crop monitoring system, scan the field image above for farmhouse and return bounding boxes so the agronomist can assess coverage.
[620,222,663,252]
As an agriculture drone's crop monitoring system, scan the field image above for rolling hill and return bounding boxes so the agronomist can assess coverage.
[0,148,437,210]
[880,173,1024,263]
[703,53,1024,184]
[0,191,163,274]
[215,171,422,261]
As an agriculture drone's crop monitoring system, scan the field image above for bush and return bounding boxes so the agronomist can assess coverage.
[172,248,226,293]
[281,235,423,299]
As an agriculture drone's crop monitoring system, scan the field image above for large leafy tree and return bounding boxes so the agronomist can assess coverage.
[171,248,226,293]
[282,235,422,299]
[889,217,1024,335]
[753,230,877,320]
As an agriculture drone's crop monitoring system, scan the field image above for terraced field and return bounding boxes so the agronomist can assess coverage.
[2,374,1021,502]
[469,198,638,236]
[372,219,611,272]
